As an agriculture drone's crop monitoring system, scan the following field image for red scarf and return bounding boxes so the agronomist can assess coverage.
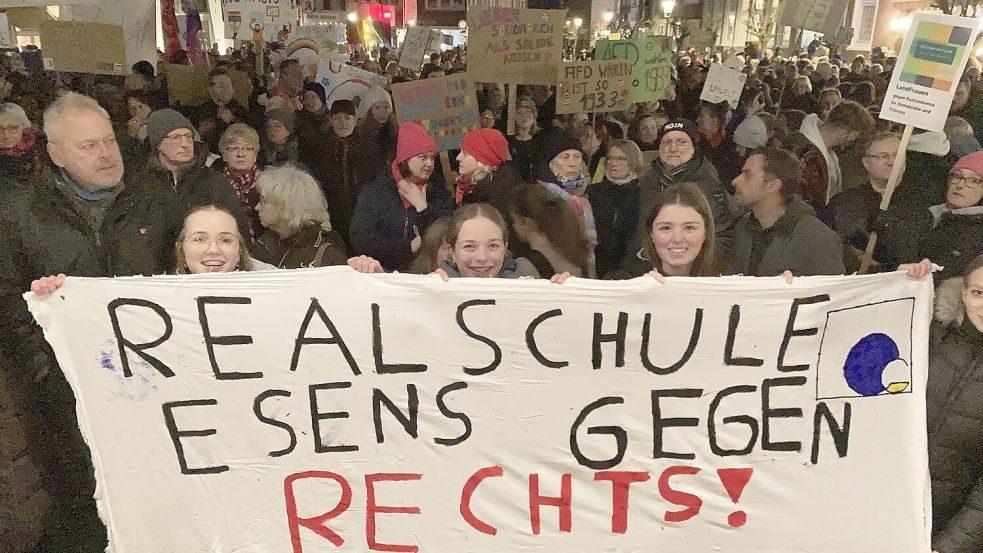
[225,165,261,236]
[391,159,427,210]
[0,127,42,182]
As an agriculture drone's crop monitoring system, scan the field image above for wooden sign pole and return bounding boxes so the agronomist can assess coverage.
[439,150,455,195]
[506,82,518,136]
[858,124,914,274]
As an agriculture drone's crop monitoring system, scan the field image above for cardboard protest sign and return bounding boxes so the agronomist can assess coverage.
[163,64,253,107]
[780,0,850,36]
[315,58,388,114]
[28,269,934,553]
[556,59,632,115]
[466,7,565,85]
[596,36,673,103]
[221,0,297,43]
[880,12,977,133]
[39,20,124,75]
[0,0,97,5]
[701,63,747,107]
[400,26,441,72]
[392,73,480,151]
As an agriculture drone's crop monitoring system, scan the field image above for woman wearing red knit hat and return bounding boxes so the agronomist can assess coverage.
[348,121,455,271]
[456,128,525,215]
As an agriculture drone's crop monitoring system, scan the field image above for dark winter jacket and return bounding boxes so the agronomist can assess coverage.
[0,167,181,382]
[259,135,300,168]
[701,132,743,188]
[621,155,734,273]
[820,182,933,272]
[927,278,983,553]
[586,175,640,279]
[460,161,527,230]
[143,142,250,239]
[728,196,845,276]
[920,207,983,284]
[508,132,547,182]
[251,224,347,269]
[186,98,250,154]
[349,172,455,271]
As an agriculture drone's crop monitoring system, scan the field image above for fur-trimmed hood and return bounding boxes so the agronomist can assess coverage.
[935,277,965,326]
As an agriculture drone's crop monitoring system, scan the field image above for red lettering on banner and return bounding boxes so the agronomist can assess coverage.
[594,471,651,533]
[366,473,423,552]
[529,473,572,535]
[460,466,504,535]
[658,465,703,522]
[284,471,352,551]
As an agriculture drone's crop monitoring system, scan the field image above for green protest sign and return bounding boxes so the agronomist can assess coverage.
[596,36,673,103]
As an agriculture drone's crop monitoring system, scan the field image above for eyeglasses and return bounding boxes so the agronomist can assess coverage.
[608,155,629,162]
[224,146,256,155]
[164,132,195,145]
[863,153,896,162]
[948,174,983,189]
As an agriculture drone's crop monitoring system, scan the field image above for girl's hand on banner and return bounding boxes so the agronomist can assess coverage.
[31,274,66,297]
[550,272,572,284]
[646,270,666,283]
[897,258,933,280]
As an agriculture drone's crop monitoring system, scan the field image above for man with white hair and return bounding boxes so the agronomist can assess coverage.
[0,92,180,551]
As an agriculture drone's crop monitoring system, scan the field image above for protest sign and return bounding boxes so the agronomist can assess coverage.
[283,23,350,75]
[466,7,565,86]
[701,63,747,106]
[39,20,124,75]
[0,13,12,49]
[556,59,632,115]
[221,0,297,43]
[28,269,934,553]
[163,64,253,107]
[596,36,673,103]
[400,26,441,72]
[0,0,98,5]
[879,11,977,133]
[780,0,850,36]
[315,58,388,114]
[392,73,480,151]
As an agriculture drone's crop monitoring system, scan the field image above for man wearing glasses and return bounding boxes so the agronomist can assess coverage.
[145,108,248,238]
[820,132,933,272]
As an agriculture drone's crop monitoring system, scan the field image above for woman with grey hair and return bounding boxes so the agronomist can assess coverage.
[586,138,645,277]
[250,165,348,269]
[0,102,42,184]
[216,123,263,237]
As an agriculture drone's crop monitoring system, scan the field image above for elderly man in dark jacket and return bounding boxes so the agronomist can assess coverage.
[143,108,249,238]
[0,92,181,553]
[927,258,983,553]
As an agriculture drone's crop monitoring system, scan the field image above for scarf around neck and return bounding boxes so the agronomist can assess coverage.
[391,158,428,210]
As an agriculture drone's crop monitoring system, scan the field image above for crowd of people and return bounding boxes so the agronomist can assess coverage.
[0,37,981,553]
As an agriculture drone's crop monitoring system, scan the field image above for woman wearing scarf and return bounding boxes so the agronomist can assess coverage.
[586,139,644,278]
[260,107,300,167]
[531,128,598,256]
[0,102,43,185]
[618,118,734,274]
[349,121,455,271]
[216,123,263,238]
[455,128,522,210]
[920,152,983,283]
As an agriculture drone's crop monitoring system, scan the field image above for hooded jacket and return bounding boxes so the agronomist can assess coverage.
[619,155,734,275]
[728,196,845,276]
[928,277,983,553]
[785,113,841,210]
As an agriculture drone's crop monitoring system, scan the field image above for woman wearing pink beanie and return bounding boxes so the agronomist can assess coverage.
[348,121,455,271]
[919,151,983,282]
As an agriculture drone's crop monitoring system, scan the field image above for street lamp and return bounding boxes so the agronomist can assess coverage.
[661,0,676,35]
[347,11,357,23]
[573,17,583,28]
[407,19,416,27]
[603,11,614,24]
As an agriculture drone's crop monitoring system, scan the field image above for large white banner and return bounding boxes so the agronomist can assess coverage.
[27,269,934,553]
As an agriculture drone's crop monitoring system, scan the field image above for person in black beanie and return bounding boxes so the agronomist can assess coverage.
[298,82,329,135]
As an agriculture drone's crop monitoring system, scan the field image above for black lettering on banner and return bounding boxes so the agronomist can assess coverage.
[434,382,472,446]
[526,309,569,369]
[372,303,427,374]
[761,376,807,452]
[569,396,627,470]
[373,384,420,443]
[197,296,262,380]
[253,389,297,458]
[592,312,628,370]
[724,305,764,367]
[708,385,760,456]
[456,300,502,375]
[309,382,358,453]
[652,388,702,460]
[107,298,174,377]
[640,309,703,375]
[777,295,831,372]
[290,298,360,375]
[161,399,228,475]
[811,401,852,464]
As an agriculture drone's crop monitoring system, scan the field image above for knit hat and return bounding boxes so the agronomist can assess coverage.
[358,85,392,119]
[147,108,195,150]
[734,115,768,149]
[303,82,326,106]
[951,151,983,179]
[461,128,509,168]
[330,99,356,117]
[391,121,437,185]
[657,118,699,146]
[541,128,582,164]
[266,107,296,134]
